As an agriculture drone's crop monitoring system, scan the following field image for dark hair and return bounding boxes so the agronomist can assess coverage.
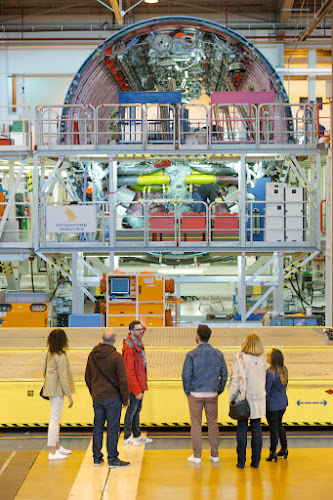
[269,348,288,385]
[129,320,141,331]
[47,329,68,354]
[197,324,211,343]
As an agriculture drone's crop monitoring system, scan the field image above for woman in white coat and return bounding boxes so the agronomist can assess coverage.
[229,334,266,469]
[43,329,75,461]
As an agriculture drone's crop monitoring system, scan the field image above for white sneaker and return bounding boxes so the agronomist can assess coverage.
[187,454,201,464]
[123,437,141,446]
[135,435,153,444]
[209,455,219,463]
[48,450,68,461]
[58,445,72,455]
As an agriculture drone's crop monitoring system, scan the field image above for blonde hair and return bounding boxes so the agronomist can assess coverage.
[241,334,264,356]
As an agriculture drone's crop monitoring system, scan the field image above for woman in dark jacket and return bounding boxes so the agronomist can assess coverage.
[266,349,288,461]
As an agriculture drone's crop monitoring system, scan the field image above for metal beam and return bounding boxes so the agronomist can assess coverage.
[284,251,320,280]
[40,157,64,199]
[246,286,275,319]
[0,159,28,239]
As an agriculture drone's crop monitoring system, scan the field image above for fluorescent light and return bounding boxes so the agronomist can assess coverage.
[144,0,158,3]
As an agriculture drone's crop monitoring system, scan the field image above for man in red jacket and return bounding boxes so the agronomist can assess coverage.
[85,329,130,467]
[122,320,153,446]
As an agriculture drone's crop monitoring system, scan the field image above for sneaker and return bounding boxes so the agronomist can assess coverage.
[135,435,153,444]
[94,458,104,467]
[123,437,141,446]
[108,458,130,468]
[187,454,201,464]
[48,450,67,461]
[58,445,72,455]
[209,455,219,463]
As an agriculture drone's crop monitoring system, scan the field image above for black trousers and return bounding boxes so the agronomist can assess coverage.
[236,418,262,467]
[266,408,287,452]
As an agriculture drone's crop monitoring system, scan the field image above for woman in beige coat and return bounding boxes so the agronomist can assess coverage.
[229,334,266,469]
[43,329,75,461]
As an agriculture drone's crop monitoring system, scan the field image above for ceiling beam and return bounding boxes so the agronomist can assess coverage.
[298,0,332,42]
[109,0,123,24]
[277,0,295,40]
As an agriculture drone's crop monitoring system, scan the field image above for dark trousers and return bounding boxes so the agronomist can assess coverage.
[92,397,122,463]
[236,418,262,467]
[266,409,287,452]
[124,392,143,439]
[192,191,207,212]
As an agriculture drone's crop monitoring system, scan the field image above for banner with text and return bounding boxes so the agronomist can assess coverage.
[46,205,97,233]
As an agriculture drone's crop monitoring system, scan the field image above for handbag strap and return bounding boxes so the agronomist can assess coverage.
[237,354,247,400]
[91,353,120,392]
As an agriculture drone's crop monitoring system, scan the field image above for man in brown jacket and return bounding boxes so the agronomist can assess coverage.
[85,328,130,468]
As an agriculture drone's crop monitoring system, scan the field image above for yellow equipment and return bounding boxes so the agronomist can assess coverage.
[0,302,50,327]
[106,273,165,327]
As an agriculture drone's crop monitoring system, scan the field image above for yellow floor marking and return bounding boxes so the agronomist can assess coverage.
[68,434,145,500]
[14,450,85,500]
[137,448,333,500]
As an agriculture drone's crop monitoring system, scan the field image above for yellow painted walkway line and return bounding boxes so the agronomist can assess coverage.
[68,435,145,500]
[14,450,85,500]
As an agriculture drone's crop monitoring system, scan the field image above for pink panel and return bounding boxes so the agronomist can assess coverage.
[211,91,275,105]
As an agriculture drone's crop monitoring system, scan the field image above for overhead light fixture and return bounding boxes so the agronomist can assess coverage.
[144,0,158,4]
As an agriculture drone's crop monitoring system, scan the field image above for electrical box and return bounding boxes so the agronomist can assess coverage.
[265,183,286,202]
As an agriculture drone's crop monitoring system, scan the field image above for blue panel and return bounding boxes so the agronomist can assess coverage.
[304,318,317,326]
[69,313,105,327]
[293,318,306,326]
[246,177,271,241]
[119,91,182,104]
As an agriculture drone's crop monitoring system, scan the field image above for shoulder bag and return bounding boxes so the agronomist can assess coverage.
[40,353,50,400]
[229,354,250,420]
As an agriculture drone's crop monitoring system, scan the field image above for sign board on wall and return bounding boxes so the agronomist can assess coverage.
[46,205,97,233]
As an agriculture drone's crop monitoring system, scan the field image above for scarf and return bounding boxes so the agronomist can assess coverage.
[126,335,147,367]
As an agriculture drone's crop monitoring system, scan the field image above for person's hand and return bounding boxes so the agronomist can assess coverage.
[135,392,143,400]
[68,396,73,408]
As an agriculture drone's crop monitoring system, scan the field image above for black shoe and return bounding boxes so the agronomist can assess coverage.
[266,452,278,462]
[250,463,259,468]
[94,458,104,467]
[108,458,130,468]
[277,449,288,459]
[236,464,245,469]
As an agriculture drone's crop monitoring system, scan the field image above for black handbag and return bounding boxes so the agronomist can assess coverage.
[40,354,50,400]
[229,398,250,421]
[40,386,49,400]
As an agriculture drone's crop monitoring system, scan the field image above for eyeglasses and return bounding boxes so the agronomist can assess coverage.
[133,328,144,332]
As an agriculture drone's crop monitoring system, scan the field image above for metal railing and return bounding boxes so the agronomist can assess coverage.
[32,102,327,151]
[37,198,320,249]
[246,200,316,247]
[0,105,32,150]
[35,104,95,149]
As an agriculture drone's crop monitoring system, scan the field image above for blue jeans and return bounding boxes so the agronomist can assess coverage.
[236,418,262,467]
[192,191,207,213]
[92,397,122,463]
[123,393,143,439]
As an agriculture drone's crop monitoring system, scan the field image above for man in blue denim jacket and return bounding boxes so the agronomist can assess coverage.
[182,324,228,464]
